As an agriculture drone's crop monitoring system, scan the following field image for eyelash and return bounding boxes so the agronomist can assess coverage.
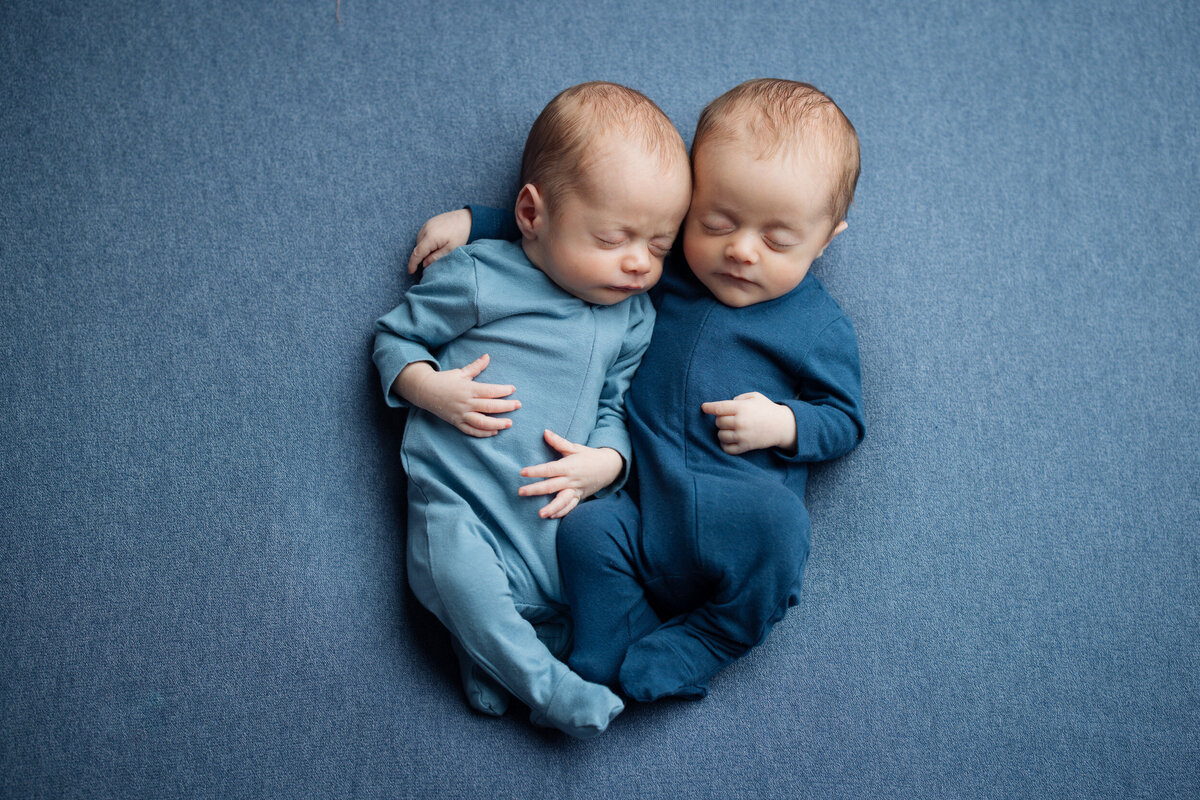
[705,223,794,250]
[597,236,670,258]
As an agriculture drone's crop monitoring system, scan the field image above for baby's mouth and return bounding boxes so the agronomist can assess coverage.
[718,272,754,285]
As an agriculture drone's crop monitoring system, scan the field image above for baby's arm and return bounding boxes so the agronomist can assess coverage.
[406,209,472,273]
[701,393,798,455]
[394,354,519,438]
[517,431,624,519]
[375,247,521,436]
[407,206,518,273]
[703,315,865,461]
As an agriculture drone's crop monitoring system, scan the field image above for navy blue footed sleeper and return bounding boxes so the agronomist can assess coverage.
[467,207,865,701]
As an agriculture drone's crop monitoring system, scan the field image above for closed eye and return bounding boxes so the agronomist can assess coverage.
[649,238,673,257]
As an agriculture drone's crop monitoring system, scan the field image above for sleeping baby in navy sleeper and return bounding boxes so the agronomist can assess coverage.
[412,79,865,703]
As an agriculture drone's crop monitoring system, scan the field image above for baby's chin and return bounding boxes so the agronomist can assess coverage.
[578,285,649,306]
[697,274,762,308]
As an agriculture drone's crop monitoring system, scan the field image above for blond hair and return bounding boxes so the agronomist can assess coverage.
[694,79,860,223]
[520,81,688,207]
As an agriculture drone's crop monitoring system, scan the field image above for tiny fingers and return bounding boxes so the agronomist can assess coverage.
[458,353,491,378]
[407,236,434,274]
[472,381,518,399]
[459,425,502,438]
[407,252,424,274]
[519,461,559,479]
[717,428,751,455]
[463,412,512,433]
[540,491,580,519]
[712,414,737,430]
[518,476,568,497]
[543,429,582,455]
[422,243,452,268]
[471,397,521,414]
[701,400,737,416]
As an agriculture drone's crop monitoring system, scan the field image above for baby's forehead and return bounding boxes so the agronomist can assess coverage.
[586,123,687,162]
[694,132,837,184]
[574,129,690,184]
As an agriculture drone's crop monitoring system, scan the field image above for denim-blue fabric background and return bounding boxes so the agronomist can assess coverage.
[3,1,1197,797]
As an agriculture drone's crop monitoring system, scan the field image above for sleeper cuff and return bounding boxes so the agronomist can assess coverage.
[374,345,440,409]
[585,425,633,497]
[467,205,520,243]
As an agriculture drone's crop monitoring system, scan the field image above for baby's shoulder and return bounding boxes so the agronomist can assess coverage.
[794,272,847,313]
[460,238,524,276]
[461,239,549,296]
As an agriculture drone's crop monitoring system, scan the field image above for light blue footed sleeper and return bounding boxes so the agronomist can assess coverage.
[373,239,653,738]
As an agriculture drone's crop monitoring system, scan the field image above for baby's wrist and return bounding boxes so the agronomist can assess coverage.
[396,361,438,409]
[773,402,798,452]
[595,446,624,485]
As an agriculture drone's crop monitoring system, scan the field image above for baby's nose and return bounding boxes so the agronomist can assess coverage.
[725,236,758,264]
[622,248,651,273]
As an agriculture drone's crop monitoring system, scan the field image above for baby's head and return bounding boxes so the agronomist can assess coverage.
[683,79,860,307]
[515,82,692,305]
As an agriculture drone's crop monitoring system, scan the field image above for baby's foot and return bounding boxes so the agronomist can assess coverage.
[451,638,511,716]
[619,627,715,702]
[529,671,624,739]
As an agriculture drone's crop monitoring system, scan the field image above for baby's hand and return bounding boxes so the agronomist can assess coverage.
[518,430,624,519]
[398,354,520,437]
[700,392,797,455]
[407,209,473,274]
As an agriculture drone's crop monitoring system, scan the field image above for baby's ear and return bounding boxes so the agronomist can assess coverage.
[514,183,546,239]
[818,219,849,258]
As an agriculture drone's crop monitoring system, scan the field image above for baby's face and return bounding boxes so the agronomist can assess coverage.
[682,137,846,308]
[534,137,691,305]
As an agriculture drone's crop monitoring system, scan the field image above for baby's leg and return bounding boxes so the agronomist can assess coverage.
[620,484,810,702]
[450,612,569,717]
[449,636,511,717]
[408,506,622,738]
[557,492,661,687]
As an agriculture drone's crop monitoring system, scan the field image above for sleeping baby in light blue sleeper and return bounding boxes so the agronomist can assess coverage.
[373,82,690,738]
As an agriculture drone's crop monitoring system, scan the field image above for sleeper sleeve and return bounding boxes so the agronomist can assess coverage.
[372,246,480,408]
[467,204,520,242]
[778,314,865,463]
[586,295,656,496]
